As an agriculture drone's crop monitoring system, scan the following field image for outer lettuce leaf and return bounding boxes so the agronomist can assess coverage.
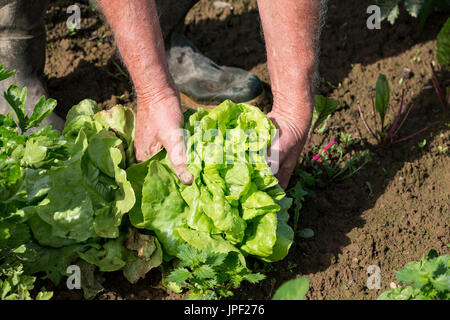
[263,198,294,262]
[140,159,188,257]
[122,228,163,284]
[240,212,278,258]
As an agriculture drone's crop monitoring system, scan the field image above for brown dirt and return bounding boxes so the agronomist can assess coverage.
[43,0,449,300]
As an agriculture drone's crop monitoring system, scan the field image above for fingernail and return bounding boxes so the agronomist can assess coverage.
[179,171,194,185]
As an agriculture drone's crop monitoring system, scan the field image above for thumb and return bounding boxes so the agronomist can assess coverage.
[162,127,194,185]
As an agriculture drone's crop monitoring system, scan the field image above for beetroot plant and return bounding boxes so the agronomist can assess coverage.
[431,17,449,111]
[358,74,427,146]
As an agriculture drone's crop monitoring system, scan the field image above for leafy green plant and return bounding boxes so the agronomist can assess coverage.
[0,64,163,299]
[0,264,53,300]
[303,95,339,158]
[358,74,427,146]
[272,277,309,300]
[312,143,372,181]
[378,250,449,300]
[3,84,58,134]
[288,170,318,231]
[127,100,295,263]
[340,132,357,146]
[376,0,448,26]
[431,18,449,111]
[166,244,265,300]
[437,18,450,69]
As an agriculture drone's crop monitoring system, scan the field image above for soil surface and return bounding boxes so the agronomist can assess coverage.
[42,0,449,300]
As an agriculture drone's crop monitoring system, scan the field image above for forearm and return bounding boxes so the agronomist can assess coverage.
[257,0,325,123]
[97,0,177,106]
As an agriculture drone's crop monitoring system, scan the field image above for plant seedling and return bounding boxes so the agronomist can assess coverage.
[418,139,427,148]
[358,74,427,146]
[303,95,339,157]
[437,145,448,154]
[165,244,265,300]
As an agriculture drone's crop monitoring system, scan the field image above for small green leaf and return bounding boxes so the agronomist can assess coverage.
[26,96,58,130]
[404,0,422,18]
[312,95,339,130]
[378,0,400,24]
[4,85,28,132]
[418,139,427,148]
[166,268,192,284]
[427,249,438,260]
[0,64,15,81]
[242,272,266,284]
[298,228,314,239]
[36,290,53,300]
[375,74,390,127]
[193,265,216,279]
[273,277,309,300]
[437,18,450,68]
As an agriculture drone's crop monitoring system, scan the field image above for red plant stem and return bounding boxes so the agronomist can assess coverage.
[430,63,448,110]
[391,126,428,145]
[303,117,320,156]
[371,96,377,132]
[392,102,413,138]
[387,89,405,141]
[357,102,379,142]
[312,138,337,162]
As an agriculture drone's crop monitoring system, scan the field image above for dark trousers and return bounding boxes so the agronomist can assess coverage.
[0,0,199,42]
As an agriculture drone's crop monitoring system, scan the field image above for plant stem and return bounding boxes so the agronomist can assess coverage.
[357,102,379,142]
[391,126,428,145]
[392,102,413,138]
[303,117,320,157]
[430,63,448,110]
[371,96,377,132]
[387,89,405,142]
[431,64,448,109]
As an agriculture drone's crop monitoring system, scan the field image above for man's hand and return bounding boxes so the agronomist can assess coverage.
[257,0,324,189]
[97,0,193,185]
[135,93,193,185]
[268,99,312,189]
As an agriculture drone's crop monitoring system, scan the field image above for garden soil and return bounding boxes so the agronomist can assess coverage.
[43,0,449,300]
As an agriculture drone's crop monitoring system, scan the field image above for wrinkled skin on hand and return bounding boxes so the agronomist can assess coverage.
[134,95,194,185]
[267,102,312,190]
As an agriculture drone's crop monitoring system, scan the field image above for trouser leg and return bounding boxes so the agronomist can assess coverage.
[89,0,199,44]
[0,0,64,130]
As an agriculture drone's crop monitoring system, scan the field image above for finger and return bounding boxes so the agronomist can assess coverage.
[276,154,298,189]
[162,127,193,185]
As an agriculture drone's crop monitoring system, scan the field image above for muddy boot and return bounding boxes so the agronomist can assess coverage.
[167,34,263,107]
[0,0,64,131]
[156,0,263,107]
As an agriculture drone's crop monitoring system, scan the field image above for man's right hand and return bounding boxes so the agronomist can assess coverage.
[135,92,193,185]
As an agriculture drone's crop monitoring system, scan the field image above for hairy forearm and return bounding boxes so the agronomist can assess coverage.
[97,0,177,107]
[257,0,325,122]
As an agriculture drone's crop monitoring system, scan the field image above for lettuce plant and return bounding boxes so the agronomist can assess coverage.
[0,65,161,299]
[127,100,294,265]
